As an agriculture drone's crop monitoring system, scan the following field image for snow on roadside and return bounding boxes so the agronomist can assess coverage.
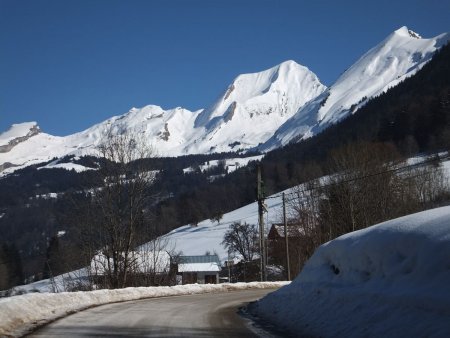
[251,206,450,337]
[0,281,288,338]
[11,269,88,294]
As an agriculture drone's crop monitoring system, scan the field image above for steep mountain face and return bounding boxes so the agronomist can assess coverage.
[261,26,450,150]
[1,27,449,174]
[189,60,326,153]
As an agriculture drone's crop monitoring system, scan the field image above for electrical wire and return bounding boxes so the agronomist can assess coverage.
[264,153,448,202]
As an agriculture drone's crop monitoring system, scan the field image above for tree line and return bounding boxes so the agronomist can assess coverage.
[270,142,449,278]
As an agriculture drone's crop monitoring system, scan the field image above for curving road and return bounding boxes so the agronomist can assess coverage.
[27,288,278,337]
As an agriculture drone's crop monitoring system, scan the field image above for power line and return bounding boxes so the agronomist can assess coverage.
[188,154,447,228]
[265,154,448,201]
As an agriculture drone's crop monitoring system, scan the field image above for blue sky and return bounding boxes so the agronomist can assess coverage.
[1,0,449,136]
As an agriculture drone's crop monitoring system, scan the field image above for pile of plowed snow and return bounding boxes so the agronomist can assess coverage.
[251,206,450,337]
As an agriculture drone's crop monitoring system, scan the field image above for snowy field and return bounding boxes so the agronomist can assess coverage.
[0,281,288,337]
[250,206,450,337]
[155,187,285,260]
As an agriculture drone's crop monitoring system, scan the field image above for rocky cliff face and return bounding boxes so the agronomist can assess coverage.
[0,123,41,153]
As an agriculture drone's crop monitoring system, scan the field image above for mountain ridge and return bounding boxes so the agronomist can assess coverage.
[260,26,450,151]
[1,26,449,173]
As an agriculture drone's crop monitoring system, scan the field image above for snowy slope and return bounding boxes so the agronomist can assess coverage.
[251,206,450,337]
[156,190,284,261]
[262,26,450,150]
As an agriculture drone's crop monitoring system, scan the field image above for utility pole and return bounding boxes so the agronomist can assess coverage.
[227,250,231,282]
[257,164,266,281]
[282,192,291,281]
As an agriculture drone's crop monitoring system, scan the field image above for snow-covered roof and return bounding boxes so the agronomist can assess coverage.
[177,255,221,272]
[178,262,221,272]
[179,255,220,264]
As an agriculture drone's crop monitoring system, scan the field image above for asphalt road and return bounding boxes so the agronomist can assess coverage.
[27,288,278,337]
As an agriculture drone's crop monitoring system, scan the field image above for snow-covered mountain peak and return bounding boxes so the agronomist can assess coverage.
[260,27,450,151]
[186,59,326,153]
[393,26,422,39]
[194,60,325,129]
[68,104,202,153]
[317,26,448,123]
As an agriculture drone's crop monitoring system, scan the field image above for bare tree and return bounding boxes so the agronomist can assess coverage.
[276,142,450,279]
[0,251,8,291]
[222,222,259,282]
[318,142,406,237]
[407,160,449,206]
[135,236,180,286]
[84,131,157,289]
[222,222,258,262]
[282,180,324,276]
[211,212,223,225]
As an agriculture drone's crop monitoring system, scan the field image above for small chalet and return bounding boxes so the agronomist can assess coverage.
[177,254,221,285]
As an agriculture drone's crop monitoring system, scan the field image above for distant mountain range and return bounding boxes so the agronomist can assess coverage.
[1,26,449,174]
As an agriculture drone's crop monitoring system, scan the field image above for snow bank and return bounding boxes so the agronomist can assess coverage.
[0,281,288,337]
[11,269,89,294]
[251,206,450,337]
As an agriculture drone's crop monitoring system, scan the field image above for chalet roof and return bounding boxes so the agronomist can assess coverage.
[178,262,221,272]
[179,255,221,264]
[178,255,221,272]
